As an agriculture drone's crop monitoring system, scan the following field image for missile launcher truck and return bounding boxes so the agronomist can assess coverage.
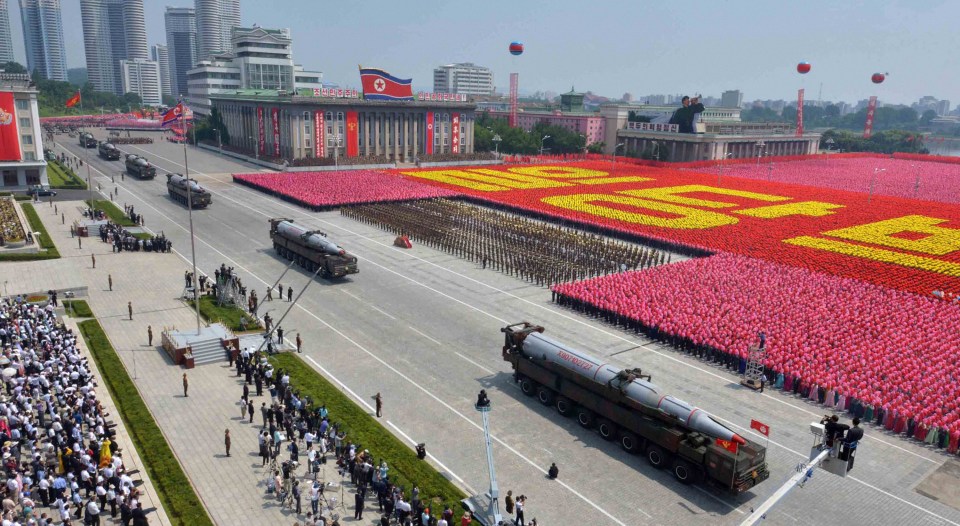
[501,322,769,493]
[97,141,121,160]
[124,154,156,180]
[79,132,97,148]
[166,173,212,208]
[269,218,359,278]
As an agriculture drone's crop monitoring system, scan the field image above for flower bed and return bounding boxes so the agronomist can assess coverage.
[233,170,462,210]
[687,157,960,204]
[397,161,960,295]
[0,197,26,243]
[552,254,960,433]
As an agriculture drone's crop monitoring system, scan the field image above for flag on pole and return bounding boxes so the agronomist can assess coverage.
[65,91,81,108]
[359,66,414,101]
[161,103,184,127]
[750,419,770,436]
[716,438,739,454]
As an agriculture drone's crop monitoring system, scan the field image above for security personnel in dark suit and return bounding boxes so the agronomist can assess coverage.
[840,418,864,470]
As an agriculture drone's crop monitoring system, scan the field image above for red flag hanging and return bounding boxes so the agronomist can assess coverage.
[345,111,359,157]
[750,419,770,437]
[715,437,739,454]
[863,96,878,139]
[65,91,81,108]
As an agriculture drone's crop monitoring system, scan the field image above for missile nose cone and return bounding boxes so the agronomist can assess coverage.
[733,434,747,446]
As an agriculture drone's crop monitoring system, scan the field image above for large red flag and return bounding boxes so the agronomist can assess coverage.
[750,419,770,437]
[359,67,414,101]
[345,111,359,157]
[65,91,81,108]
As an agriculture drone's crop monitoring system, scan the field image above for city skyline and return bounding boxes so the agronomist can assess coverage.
[2,0,958,106]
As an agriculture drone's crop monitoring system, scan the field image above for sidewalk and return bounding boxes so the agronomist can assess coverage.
[26,200,313,525]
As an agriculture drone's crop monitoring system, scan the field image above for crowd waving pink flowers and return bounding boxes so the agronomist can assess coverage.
[233,170,461,210]
[552,254,960,450]
[689,157,960,204]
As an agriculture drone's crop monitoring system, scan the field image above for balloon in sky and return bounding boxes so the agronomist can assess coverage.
[509,41,524,56]
[797,62,811,74]
[871,72,886,84]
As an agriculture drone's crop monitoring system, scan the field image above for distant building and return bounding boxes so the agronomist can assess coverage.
[720,90,743,108]
[164,6,196,98]
[19,0,67,81]
[195,0,241,62]
[487,88,606,146]
[186,26,322,115]
[120,58,161,106]
[0,73,48,190]
[151,44,171,97]
[0,0,14,63]
[80,0,148,95]
[935,99,951,116]
[433,63,494,96]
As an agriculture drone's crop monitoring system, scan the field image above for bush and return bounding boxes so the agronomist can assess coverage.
[47,160,86,189]
[63,299,93,318]
[187,295,261,332]
[269,353,468,519]
[77,319,214,526]
[0,202,61,261]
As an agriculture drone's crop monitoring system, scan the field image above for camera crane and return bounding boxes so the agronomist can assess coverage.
[461,390,503,526]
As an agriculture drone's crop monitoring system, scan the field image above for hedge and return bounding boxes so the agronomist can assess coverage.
[187,295,261,332]
[47,160,87,189]
[63,299,93,318]
[269,353,468,519]
[85,199,135,227]
[77,319,214,526]
[0,203,61,261]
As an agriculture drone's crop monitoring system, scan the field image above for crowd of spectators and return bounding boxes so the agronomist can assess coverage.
[234,346,466,526]
[0,296,152,525]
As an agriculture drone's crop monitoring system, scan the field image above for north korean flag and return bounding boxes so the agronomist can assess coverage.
[161,103,184,127]
[750,419,770,437]
[359,67,414,101]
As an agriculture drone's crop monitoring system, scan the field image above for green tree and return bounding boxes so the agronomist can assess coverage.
[0,61,27,74]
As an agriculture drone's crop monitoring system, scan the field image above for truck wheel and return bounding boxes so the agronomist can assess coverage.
[536,386,554,405]
[619,431,641,454]
[519,377,537,397]
[596,418,617,441]
[646,445,671,469]
[555,396,573,416]
[671,459,700,484]
[576,408,594,428]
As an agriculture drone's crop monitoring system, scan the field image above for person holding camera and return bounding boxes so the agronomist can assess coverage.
[669,96,705,133]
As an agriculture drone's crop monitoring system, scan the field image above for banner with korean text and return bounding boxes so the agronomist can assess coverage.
[257,106,265,156]
[314,110,325,158]
[271,107,281,157]
[451,113,460,154]
[796,89,804,137]
[863,96,878,139]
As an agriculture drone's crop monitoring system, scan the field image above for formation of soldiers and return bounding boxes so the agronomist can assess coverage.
[342,198,670,287]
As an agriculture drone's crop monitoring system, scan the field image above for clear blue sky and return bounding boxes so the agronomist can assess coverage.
[8,0,958,107]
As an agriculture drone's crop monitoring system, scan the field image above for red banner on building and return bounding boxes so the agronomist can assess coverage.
[345,111,359,157]
[271,107,280,157]
[796,89,804,137]
[451,113,460,154]
[0,92,20,161]
[750,419,770,436]
[257,106,265,156]
[425,111,434,155]
[863,96,878,139]
[314,110,325,158]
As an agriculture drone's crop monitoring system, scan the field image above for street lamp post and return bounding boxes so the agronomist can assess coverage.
[755,140,766,166]
[492,134,501,158]
[718,151,733,185]
[249,136,259,161]
[653,141,660,162]
[539,135,551,156]
[215,128,222,154]
[612,142,625,171]
[869,167,886,203]
[912,164,921,198]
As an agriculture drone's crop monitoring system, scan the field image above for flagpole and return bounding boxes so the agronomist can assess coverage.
[180,100,201,335]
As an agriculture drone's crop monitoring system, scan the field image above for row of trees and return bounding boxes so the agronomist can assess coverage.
[1,61,150,117]
[820,129,930,155]
[742,102,938,133]
[473,112,603,155]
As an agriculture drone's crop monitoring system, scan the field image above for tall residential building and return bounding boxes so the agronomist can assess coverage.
[19,0,67,80]
[80,0,148,95]
[0,0,14,63]
[195,0,241,62]
[165,6,196,98]
[151,44,171,97]
[433,63,493,95]
[186,26,321,115]
[720,90,743,108]
[120,59,161,106]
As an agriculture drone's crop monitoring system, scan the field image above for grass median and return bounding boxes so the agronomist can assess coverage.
[0,202,61,261]
[269,353,469,519]
[187,295,261,332]
[47,160,87,189]
[85,199,136,227]
[63,299,93,318]
[77,318,214,526]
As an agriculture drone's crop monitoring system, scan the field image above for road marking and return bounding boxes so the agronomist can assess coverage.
[408,325,442,346]
[408,326,497,375]
[75,143,634,526]
[94,141,947,521]
[340,290,397,320]
[387,420,478,495]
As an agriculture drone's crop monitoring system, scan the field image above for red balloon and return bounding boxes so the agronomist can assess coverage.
[871,73,886,84]
[797,62,811,74]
